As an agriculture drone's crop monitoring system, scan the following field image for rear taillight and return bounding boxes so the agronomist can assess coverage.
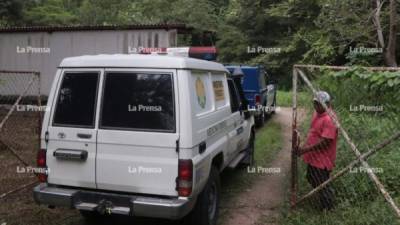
[177,159,193,197]
[255,95,261,105]
[36,149,47,182]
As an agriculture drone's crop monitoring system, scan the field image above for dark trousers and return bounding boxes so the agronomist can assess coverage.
[306,164,335,210]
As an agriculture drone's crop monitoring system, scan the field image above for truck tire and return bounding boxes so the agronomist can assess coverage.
[185,167,221,225]
[271,94,277,114]
[255,111,265,127]
[240,131,255,166]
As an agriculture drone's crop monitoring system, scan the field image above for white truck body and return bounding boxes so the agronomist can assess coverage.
[34,54,255,223]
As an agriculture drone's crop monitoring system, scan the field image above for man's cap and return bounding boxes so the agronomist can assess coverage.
[313,91,331,104]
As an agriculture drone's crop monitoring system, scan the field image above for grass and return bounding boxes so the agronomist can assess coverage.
[276,90,310,107]
[0,115,283,225]
[279,103,400,225]
[218,119,283,223]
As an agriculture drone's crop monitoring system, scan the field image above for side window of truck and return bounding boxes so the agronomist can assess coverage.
[100,72,175,132]
[53,72,99,127]
[227,79,240,113]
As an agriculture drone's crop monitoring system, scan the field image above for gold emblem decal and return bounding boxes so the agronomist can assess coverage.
[195,77,206,109]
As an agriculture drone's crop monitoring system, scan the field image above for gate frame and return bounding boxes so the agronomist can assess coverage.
[0,70,41,200]
[290,65,400,220]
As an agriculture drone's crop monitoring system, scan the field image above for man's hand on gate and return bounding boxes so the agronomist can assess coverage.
[296,146,306,156]
[297,138,333,156]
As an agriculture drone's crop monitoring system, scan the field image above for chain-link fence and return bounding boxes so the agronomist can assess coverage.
[286,65,400,225]
[0,70,42,199]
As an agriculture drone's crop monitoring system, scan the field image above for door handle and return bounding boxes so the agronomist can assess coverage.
[53,149,88,161]
[77,133,92,139]
[199,141,207,154]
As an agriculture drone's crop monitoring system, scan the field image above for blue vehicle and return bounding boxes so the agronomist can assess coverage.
[225,65,277,127]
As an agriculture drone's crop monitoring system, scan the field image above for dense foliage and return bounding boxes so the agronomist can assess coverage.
[282,70,400,225]
[0,0,398,88]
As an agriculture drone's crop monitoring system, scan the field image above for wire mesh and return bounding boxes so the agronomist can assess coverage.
[0,71,42,198]
[286,65,400,225]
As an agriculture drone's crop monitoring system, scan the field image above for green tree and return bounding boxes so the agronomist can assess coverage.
[78,0,131,25]
[120,0,225,45]
[0,0,25,26]
[23,0,78,25]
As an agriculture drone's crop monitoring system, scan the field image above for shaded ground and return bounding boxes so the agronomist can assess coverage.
[220,107,305,225]
[0,107,303,225]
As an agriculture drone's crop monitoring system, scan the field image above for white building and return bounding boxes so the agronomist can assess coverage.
[0,24,190,96]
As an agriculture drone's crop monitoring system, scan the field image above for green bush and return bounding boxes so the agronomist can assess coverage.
[281,68,400,225]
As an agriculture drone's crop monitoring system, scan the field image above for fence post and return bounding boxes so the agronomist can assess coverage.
[35,72,42,150]
[291,68,298,207]
[296,67,400,219]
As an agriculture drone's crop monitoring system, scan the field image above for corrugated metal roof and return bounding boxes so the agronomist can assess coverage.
[0,23,192,33]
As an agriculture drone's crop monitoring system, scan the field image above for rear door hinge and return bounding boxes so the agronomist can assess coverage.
[176,139,180,153]
[45,131,49,143]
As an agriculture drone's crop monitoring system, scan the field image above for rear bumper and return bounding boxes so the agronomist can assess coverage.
[33,183,196,220]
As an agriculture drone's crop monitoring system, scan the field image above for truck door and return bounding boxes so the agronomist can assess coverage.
[96,69,179,196]
[227,79,247,155]
[46,69,101,188]
[233,77,252,150]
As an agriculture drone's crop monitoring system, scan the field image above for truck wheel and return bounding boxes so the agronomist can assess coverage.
[240,131,255,166]
[255,112,265,127]
[186,167,220,225]
[271,95,277,114]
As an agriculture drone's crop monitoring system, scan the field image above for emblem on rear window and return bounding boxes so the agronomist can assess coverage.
[195,77,206,109]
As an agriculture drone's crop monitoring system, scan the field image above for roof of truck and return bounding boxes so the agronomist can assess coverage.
[59,54,228,72]
[225,65,263,70]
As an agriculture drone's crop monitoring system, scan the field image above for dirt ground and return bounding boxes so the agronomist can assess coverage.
[220,107,305,225]
[0,111,40,194]
[0,107,304,225]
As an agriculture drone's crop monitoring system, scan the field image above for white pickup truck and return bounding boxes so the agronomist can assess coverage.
[33,54,255,225]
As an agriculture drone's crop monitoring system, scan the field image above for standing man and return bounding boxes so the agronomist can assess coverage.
[297,91,338,210]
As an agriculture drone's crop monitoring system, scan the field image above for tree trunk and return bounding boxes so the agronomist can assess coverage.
[373,0,385,49]
[385,0,397,67]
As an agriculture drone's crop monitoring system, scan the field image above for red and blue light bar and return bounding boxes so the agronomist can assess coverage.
[138,47,217,61]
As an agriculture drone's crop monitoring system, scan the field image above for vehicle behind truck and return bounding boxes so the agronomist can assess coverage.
[33,53,255,225]
[225,65,277,127]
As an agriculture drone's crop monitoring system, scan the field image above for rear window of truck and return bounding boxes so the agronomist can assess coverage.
[53,72,99,127]
[100,72,175,132]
